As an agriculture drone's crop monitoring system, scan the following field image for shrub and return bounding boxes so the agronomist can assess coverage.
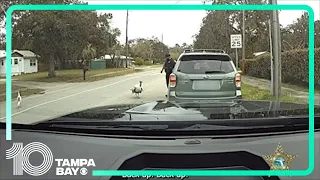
[134,58,144,66]
[241,48,320,86]
[143,61,153,66]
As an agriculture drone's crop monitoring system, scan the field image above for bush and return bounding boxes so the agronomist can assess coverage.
[143,61,153,66]
[241,48,320,86]
[134,58,144,66]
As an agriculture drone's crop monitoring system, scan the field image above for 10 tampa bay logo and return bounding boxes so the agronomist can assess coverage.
[6,142,96,176]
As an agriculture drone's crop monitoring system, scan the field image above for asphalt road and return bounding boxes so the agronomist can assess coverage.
[0,67,167,124]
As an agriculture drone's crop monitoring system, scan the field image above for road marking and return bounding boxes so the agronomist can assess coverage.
[15,69,152,99]
[20,86,77,101]
[0,72,158,120]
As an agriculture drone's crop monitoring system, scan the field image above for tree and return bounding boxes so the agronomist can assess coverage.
[106,43,122,68]
[81,44,96,80]
[130,37,169,64]
[194,0,319,60]
[10,1,120,77]
[193,0,270,59]
[281,12,320,50]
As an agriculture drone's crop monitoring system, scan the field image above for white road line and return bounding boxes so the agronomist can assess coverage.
[0,72,158,119]
[20,86,76,101]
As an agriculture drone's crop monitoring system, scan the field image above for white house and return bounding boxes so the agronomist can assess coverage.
[0,50,39,76]
[99,54,134,67]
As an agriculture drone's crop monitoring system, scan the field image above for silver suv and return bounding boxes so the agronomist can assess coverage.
[167,49,242,103]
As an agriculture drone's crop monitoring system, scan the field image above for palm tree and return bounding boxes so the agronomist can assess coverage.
[81,44,96,80]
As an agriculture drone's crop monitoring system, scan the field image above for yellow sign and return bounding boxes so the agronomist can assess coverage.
[262,143,297,170]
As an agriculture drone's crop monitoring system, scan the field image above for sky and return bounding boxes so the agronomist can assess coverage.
[87,0,320,47]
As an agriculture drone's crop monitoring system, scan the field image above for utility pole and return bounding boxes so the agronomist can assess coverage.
[125,10,129,68]
[269,0,282,99]
[268,19,274,95]
[161,33,164,54]
[242,0,245,61]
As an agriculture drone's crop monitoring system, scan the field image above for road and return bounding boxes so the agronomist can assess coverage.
[0,67,167,124]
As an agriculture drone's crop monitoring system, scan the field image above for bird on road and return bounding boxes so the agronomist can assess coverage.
[131,81,143,98]
[17,91,22,108]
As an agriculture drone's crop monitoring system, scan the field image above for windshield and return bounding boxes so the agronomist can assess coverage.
[0,1,318,129]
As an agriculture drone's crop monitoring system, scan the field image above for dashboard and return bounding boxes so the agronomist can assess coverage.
[0,129,319,180]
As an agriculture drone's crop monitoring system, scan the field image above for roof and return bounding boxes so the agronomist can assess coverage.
[0,50,39,58]
[181,52,229,55]
[181,49,228,56]
[12,50,38,58]
[99,54,134,60]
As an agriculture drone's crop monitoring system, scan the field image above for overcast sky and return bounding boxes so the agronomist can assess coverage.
[87,0,320,47]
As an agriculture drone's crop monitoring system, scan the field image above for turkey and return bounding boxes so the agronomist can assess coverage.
[17,91,22,108]
[131,81,143,98]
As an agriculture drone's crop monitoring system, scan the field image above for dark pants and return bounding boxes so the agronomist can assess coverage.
[166,73,170,88]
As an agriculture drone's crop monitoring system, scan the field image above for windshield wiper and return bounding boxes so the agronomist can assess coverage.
[179,123,283,130]
[205,70,225,74]
[49,124,169,131]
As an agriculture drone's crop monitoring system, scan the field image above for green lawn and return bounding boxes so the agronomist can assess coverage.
[242,83,300,103]
[12,68,143,83]
[281,82,320,94]
[0,84,44,102]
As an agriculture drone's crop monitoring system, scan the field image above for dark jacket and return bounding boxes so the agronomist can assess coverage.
[162,58,176,74]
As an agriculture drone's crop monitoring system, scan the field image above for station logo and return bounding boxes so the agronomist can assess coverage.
[6,142,95,176]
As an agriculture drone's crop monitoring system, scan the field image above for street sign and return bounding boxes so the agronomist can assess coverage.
[230,34,242,49]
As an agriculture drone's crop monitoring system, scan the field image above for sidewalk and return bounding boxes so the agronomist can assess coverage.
[242,76,320,105]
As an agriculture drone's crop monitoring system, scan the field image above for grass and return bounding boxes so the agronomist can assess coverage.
[281,82,320,94]
[135,64,162,67]
[0,84,44,102]
[12,68,143,83]
[242,83,300,103]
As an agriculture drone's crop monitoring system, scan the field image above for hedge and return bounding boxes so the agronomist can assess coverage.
[134,58,144,66]
[240,48,320,86]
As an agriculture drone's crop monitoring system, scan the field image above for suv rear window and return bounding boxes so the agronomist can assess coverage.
[177,55,234,74]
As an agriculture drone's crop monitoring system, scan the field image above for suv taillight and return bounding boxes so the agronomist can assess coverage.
[235,73,241,88]
[169,74,176,87]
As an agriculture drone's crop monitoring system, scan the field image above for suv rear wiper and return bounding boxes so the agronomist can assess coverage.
[205,71,225,74]
[49,124,169,131]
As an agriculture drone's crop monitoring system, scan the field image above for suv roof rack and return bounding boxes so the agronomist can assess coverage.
[183,49,226,54]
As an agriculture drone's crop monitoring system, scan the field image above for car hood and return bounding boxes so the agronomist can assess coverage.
[45,100,315,122]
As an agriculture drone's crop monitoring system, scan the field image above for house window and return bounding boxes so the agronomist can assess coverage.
[14,59,18,65]
[30,59,36,66]
[1,60,3,66]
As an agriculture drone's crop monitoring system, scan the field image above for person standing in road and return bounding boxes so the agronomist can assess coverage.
[161,54,176,89]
